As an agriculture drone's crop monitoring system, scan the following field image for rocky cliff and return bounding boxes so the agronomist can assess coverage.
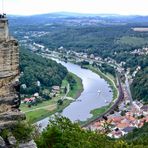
[0,15,37,148]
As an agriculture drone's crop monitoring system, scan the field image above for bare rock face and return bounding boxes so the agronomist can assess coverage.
[0,136,6,147]
[0,16,22,124]
[0,15,37,148]
[0,16,20,145]
[7,135,17,146]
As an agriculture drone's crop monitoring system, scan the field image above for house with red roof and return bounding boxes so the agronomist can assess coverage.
[23,97,36,103]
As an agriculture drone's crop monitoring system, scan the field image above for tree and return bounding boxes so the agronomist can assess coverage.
[64,86,67,94]
[35,115,128,148]
[19,48,68,95]
[66,73,76,90]
[57,99,63,105]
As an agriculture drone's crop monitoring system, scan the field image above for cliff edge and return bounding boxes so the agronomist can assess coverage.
[0,14,37,148]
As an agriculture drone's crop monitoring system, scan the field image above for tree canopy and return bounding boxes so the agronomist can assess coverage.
[20,49,68,95]
[35,116,148,148]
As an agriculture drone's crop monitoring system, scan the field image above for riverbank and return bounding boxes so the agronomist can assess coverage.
[86,65,118,100]
[56,59,117,122]
[67,72,83,99]
[20,72,83,123]
[80,65,118,126]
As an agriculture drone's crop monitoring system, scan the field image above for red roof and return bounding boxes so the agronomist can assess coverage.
[112,116,123,123]
[94,122,101,127]
[24,97,35,102]
[117,123,130,129]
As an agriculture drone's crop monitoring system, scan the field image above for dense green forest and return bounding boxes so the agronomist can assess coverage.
[35,116,148,148]
[131,67,148,103]
[20,49,68,95]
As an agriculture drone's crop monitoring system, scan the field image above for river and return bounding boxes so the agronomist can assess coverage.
[37,58,113,129]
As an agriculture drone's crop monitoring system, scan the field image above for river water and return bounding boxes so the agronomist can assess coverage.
[37,59,113,129]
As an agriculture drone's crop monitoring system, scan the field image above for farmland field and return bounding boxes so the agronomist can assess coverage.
[132,27,148,32]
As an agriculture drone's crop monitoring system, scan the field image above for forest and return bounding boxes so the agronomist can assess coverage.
[131,67,148,103]
[20,48,68,95]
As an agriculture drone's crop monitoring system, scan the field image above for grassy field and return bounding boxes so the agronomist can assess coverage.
[67,72,83,99]
[132,27,148,32]
[90,106,109,117]
[21,73,83,123]
[80,105,110,126]
[116,36,148,46]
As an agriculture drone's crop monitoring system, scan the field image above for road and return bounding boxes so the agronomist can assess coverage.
[61,83,70,100]
[125,73,133,104]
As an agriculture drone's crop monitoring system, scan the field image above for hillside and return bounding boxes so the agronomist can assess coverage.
[131,67,148,103]
[20,48,68,95]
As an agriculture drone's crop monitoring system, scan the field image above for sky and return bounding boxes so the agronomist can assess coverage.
[1,0,148,16]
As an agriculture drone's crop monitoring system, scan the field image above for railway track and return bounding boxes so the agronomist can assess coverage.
[82,72,124,128]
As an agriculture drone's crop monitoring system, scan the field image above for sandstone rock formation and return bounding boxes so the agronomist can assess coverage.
[0,15,37,148]
[0,15,25,128]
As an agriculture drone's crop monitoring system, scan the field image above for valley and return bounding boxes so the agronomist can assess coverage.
[1,13,147,146]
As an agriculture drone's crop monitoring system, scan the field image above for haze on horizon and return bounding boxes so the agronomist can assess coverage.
[1,0,148,16]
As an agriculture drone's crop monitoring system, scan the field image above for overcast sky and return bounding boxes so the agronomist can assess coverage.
[1,0,148,16]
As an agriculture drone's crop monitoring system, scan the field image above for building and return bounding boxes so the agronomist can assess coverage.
[122,127,135,135]
[90,54,95,59]
[52,86,60,93]
[141,105,148,115]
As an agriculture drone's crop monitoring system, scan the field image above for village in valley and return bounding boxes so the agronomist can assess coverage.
[42,49,148,138]
[88,88,148,138]
[67,50,148,138]
[20,40,148,138]
[72,52,147,138]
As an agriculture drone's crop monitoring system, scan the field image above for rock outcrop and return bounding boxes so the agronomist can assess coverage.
[0,15,23,128]
[0,14,37,148]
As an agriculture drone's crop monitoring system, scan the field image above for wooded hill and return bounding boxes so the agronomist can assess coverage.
[20,48,68,95]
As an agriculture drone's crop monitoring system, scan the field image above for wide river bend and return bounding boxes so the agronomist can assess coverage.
[37,59,113,129]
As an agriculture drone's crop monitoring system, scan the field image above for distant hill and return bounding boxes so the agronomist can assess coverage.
[8,12,148,26]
